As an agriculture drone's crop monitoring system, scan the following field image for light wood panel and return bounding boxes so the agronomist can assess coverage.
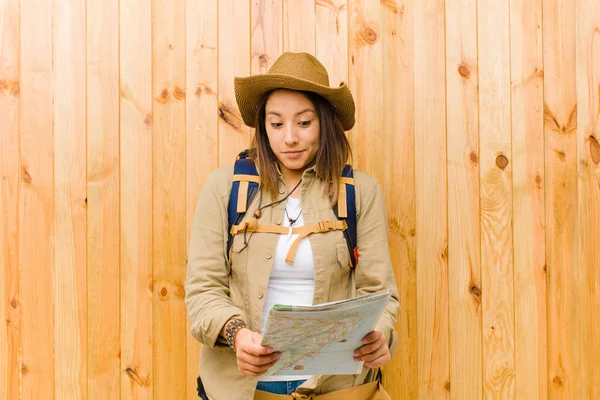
[53,0,87,397]
[218,0,251,165]
[0,1,20,399]
[19,0,55,397]
[544,0,580,397]
[348,0,383,182]
[576,0,600,396]
[185,0,219,396]
[446,0,482,397]
[381,1,416,398]
[88,0,121,397]
[120,0,152,398]
[478,0,515,397]
[152,0,187,397]
[283,0,315,54]
[251,0,282,75]
[413,0,449,397]
[316,0,348,88]
[510,0,547,398]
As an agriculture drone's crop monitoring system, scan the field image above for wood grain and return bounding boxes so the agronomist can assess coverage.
[0,0,21,398]
[218,0,251,165]
[87,0,121,397]
[381,0,416,398]
[152,0,188,397]
[543,0,580,397]
[120,0,152,397]
[413,0,449,397]
[478,0,516,397]
[53,0,87,397]
[185,0,219,397]
[20,0,55,397]
[575,0,600,396]
[316,0,348,88]
[283,0,315,54]
[510,0,547,398]
[251,0,282,75]
[348,0,383,182]
[446,0,482,397]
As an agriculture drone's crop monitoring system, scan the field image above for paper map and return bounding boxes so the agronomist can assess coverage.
[260,289,391,376]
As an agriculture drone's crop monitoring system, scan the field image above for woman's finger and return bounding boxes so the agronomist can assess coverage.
[354,335,386,357]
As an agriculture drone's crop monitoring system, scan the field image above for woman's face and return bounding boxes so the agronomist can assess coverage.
[264,90,320,182]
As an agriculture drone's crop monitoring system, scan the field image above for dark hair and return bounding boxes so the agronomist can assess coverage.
[249,89,352,206]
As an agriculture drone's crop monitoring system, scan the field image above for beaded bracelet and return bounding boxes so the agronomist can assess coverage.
[225,320,246,351]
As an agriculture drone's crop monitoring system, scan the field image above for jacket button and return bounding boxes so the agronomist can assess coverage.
[275,220,281,225]
[265,253,272,259]
[278,188,285,194]
[258,292,264,299]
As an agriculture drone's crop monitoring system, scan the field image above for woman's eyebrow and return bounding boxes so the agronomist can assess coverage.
[295,108,315,116]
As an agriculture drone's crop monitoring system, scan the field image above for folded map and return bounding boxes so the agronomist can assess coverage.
[260,289,391,376]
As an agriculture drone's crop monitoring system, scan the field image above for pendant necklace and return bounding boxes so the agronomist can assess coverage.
[285,207,303,240]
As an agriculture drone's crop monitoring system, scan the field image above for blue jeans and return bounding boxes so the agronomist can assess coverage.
[256,379,307,395]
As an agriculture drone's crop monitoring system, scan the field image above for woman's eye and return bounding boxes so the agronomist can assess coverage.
[299,120,312,127]
[270,122,283,128]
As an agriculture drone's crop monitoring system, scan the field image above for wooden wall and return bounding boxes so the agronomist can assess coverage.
[1,0,599,398]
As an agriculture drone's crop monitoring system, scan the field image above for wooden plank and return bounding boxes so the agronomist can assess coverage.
[185,0,219,397]
[380,1,416,398]
[251,0,282,75]
[543,0,580,397]
[283,0,315,54]
[53,0,87,397]
[575,0,600,396]
[88,0,121,397]
[152,0,187,397]
[19,0,55,397]
[413,0,449,397]
[119,0,152,397]
[348,0,383,182]
[478,0,515,397]
[315,0,348,87]
[445,0,482,397]
[510,0,547,398]
[0,0,21,398]
[218,0,251,165]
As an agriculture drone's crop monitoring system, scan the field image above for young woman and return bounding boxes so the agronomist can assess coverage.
[185,52,399,400]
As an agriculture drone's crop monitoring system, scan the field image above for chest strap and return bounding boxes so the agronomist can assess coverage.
[230,219,348,265]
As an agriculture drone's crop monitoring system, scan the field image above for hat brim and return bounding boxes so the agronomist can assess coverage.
[234,74,356,131]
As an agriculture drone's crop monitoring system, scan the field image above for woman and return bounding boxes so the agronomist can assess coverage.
[185,52,399,400]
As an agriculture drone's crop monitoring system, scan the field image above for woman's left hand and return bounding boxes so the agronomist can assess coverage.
[353,329,390,368]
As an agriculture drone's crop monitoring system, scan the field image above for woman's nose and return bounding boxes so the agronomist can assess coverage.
[283,125,299,144]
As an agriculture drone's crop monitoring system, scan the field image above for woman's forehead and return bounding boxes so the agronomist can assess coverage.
[265,89,315,112]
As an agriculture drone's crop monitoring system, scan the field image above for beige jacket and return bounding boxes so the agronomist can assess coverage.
[185,164,400,400]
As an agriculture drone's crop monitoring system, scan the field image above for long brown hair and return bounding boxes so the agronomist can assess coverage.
[249,89,352,206]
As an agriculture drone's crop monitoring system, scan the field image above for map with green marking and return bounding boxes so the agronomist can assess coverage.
[260,290,391,376]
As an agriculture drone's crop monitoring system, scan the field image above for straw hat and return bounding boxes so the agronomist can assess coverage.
[234,52,355,131]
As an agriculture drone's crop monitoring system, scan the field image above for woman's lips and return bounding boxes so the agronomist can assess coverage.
[283,150,304,158]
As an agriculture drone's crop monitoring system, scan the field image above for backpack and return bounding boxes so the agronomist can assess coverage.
[227,150,358,267]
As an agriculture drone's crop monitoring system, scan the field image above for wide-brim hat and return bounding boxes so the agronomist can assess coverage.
[234,52,355,131]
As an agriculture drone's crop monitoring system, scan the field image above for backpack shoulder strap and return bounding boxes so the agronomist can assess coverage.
[227,151,260,258]
[333,164,358,267]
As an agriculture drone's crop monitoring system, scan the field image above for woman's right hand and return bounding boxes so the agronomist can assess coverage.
[234,328,281,376]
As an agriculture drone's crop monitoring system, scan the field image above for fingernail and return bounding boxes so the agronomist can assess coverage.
[266,348,273,353]
[353,356,360,361]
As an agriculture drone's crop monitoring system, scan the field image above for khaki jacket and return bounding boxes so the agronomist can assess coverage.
[185,164,400,400]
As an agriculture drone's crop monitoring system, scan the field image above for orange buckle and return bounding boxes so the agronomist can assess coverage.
[317,220,335,232]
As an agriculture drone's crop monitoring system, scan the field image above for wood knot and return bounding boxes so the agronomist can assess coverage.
[444,380,451,392]
[21,364,29,375]
[259,54,268,66]
[158,88,170,103]
[11,83,20,97]
[125,367,150,387]
[470,151,478,164]
[218,102,243,130]
[174,86,186,100]
[144,114,152,127]
[590,136,600,164]
[441,247,448,261]
[363,27,377,44]
[22,168,32,184]
[469,285,482,298]
[552,376,563,387]
[10,299,18,309]
[535,175,542,184]
[458,64,470,79]
[168,43,175,49]
[496,155,509,170]
[159,286,168,298]
[543,264,547,273]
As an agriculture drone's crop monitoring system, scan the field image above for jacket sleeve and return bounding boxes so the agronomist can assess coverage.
[185,169,248,348]
[354,175,400,356]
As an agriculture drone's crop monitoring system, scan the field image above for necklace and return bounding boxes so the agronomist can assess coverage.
[285,207,302,240]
